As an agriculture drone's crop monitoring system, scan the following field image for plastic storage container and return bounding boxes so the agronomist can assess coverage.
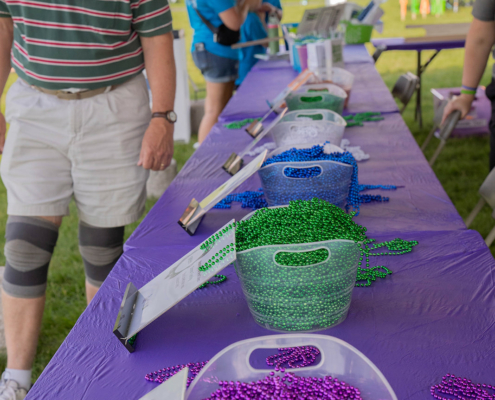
[285,83,347,115]
[258,144,353,207]
[309,67,355,108]
[235,237,360,332]
[271,109,346,147]
[343,21,373,44]
[185,334,397,400]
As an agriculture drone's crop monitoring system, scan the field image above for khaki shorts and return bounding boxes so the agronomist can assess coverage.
[1,74,151,228]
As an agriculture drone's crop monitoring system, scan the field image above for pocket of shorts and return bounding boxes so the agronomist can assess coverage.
[192,46,210,73]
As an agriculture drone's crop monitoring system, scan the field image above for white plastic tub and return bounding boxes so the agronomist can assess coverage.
[185,334,398,400]
[271,109,346,147]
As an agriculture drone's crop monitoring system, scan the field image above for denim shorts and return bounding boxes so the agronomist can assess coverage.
[192,45,239,83]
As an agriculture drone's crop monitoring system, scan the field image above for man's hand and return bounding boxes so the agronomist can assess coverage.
[0,112,6,154]
[137,118,174,171]
[441,94,474,125]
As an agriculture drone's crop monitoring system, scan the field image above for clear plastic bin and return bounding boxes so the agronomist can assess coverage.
[185,334,398,400]
[258,144,353,207]
[235,239,360,332]
[309,68,355,108]
[271,109,346,147]
[285,83,347,115]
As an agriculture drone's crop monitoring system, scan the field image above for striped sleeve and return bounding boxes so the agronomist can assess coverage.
[0,0,10,17]
[131,0,173,37]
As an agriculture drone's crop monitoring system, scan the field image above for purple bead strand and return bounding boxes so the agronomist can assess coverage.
[430,374,495,399]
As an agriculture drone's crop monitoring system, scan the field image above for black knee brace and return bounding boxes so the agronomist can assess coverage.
[78,222,124,287]
[3,216,59,298]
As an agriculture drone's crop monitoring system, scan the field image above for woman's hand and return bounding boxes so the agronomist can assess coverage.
[441,94,474,124]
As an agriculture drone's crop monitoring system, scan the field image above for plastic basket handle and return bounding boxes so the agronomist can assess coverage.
[299,95,324,103]
[282,164,323,179]
[272,246,331,268]
[295,112,324,121]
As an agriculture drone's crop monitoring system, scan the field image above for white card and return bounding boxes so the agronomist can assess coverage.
[126,220,236,338]
[139,367,188,400]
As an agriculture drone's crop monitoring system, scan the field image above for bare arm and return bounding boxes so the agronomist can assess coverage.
[0,17,13,153]
[139,31,176,171]
[443,18,495,122]
[219,0,259,31]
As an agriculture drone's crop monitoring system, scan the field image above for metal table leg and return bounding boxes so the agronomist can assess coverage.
[415,49,441,128]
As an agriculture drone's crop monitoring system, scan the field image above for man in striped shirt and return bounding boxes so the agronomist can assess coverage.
[0,0,176,397]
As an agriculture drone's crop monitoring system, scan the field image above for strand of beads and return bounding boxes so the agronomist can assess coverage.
[266,346,320,369]
[359,194,389,204]
[145,361,208,387]
[223,118,260,130]
[214,189,268,210]
[430,374,495,399]
[358,184,398,191]
[197,274,227,289]
[344,112,384,127]
[199,223,235,251]
[205,373,363,399]
[356,238,418,287]
[199,243,235,272]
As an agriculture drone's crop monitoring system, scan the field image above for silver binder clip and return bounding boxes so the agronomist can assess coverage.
[178,198,203,236]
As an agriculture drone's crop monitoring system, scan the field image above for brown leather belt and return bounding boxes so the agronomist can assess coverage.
[31,83,119,100]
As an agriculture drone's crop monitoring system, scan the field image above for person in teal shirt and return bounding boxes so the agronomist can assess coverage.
[236,11,267,86]
[186,0,259,143]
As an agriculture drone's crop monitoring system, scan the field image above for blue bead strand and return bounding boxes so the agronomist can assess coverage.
[214,189,268,210]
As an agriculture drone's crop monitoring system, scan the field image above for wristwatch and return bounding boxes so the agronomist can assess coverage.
[152,111,177,124]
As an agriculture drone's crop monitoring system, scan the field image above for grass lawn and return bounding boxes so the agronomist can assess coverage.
[0,0,492,384]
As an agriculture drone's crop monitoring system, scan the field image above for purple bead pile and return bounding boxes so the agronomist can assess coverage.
[430,374,495,399]
[205,372,363,399]
[144,361,208,387]
[266,346,320,370]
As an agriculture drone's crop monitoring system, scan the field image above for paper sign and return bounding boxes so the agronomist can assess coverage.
[125,220,236,338]
[139,367,188,400]
[191,150,267,222]
[297,8,323,37]
[316,4,345,36]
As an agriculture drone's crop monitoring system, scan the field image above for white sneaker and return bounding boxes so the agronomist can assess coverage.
[0,373,27,400]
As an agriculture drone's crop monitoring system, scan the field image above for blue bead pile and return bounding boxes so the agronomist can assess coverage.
[214,189,268,210]
[261,144,361,214]
[284,166,322,178]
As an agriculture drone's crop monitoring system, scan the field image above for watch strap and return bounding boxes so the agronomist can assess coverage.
[152,111,176,123]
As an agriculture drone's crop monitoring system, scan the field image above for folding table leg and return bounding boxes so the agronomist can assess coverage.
[464,197,486,228]
[421,125,437,151]
[416,50,422,127]
[428,139,446,166]
[485,225,495,247]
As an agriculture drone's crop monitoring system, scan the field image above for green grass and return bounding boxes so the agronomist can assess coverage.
[0,0,493,385]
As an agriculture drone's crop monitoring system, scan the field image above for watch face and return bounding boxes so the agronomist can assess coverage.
[167,111,177,123]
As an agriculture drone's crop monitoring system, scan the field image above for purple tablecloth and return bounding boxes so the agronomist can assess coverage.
[27,46,494,400]
[371,37,465,52]
[220,62,398,122]
[27,228,495,400]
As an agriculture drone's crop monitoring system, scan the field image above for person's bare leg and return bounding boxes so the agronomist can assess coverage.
[85,281,99,305]
[198,80,235,143]
[3,216,62,371]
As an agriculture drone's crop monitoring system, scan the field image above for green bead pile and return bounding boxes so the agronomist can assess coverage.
[235,198,367,254]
